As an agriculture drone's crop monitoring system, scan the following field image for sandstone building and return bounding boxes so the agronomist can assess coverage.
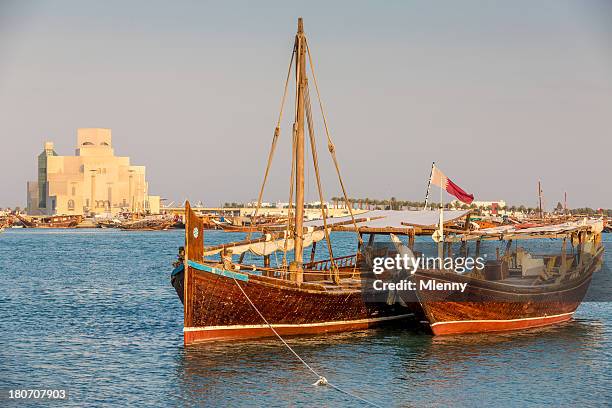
[27,128,160,216]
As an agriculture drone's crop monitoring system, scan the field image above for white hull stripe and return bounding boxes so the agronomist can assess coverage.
[184,313,413,332]
[430,311,574,327]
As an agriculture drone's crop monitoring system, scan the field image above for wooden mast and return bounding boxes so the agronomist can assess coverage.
[291,17,306,282]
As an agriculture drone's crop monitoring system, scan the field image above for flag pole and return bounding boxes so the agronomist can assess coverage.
[423,162,435,210]
[438,176,444,260]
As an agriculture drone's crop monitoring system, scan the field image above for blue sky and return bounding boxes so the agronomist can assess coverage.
[1,0,611,208]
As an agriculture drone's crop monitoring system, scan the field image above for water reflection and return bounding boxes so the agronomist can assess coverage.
[174,317,606,406]
[1,229,609,407]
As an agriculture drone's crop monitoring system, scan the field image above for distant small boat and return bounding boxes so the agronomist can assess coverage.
[95,219,123,229]
[120,218,174,231]
[14,214,82,228]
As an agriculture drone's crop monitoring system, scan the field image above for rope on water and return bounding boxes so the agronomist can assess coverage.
[232,278,382,408]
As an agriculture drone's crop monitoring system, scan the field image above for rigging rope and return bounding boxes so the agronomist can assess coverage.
[283,126,297,271]
[232,277,382,408]
[304,83,339,282]
[304,38,363,247]
[239,44,296,265]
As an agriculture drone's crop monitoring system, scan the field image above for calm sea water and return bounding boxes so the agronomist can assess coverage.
[1,229,610,407]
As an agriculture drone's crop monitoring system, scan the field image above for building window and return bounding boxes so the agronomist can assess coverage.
[82,142,94,146]
[67,199,75,210]
[71,185,76,196]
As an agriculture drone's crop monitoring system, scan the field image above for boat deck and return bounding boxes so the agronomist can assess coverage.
[497,276,539,286]
[311,278,363,290]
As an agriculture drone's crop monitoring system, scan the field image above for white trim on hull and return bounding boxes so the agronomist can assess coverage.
[429,311,575,327]
[184,313,414,332]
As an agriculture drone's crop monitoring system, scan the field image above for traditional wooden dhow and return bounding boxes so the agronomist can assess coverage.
[95,219,122,228]
[171,19,430,345]
[14,213,83,228]
[120,218,174,231]
[410,220,605,335]
[175,202,423,344]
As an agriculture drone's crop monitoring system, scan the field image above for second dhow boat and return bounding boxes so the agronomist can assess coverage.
[172,18,412,345]
[411,220,605,335]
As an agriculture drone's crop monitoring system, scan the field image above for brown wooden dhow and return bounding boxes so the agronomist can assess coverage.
[120,218,174,231]
[177,202,414,344]
[407,219,605,335]
[14,213,82,228]
[172,19,415,345]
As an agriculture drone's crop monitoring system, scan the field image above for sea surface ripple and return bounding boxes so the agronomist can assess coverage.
[1,229,610,407]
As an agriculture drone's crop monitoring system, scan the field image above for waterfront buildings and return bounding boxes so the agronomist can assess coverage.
[450,199,507,209]
[27,128,160,216]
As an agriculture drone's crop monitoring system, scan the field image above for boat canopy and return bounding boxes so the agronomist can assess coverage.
[305,209,471,230]
[449,219,604,242]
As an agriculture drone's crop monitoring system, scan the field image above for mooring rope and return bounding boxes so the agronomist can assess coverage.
[232,278,382,408]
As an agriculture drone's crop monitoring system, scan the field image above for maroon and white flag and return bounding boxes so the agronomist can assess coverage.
[430,166,474,204]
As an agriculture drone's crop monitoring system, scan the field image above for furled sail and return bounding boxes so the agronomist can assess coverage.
[203,228,327,256]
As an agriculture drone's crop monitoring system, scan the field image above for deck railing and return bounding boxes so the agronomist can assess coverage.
[304,254,357,271]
